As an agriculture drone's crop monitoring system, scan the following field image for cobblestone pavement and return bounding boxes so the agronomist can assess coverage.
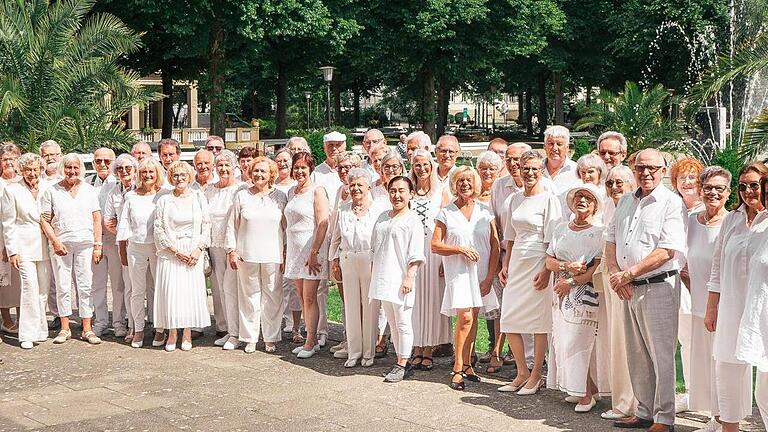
[0,322,765,432]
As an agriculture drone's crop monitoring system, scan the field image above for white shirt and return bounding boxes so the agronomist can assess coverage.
[329,201,385,260]
[736,228,768,370]
[362,161,380,183]
[369,211,425,307]
[116,190,168,244]
[686,211,725,318]
[606,184,687,278]
[311,162,343,210]
[226,188,287,263]
[204,181,246,249]
[543,158,580,194]
[40,181,100,243]
[490,176,554,240]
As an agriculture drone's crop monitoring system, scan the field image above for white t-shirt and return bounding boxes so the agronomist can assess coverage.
[40,181,100,243]
[311,162,343,210]
[226,188,287,264]
[686,211,725,318]
[369,211,425,307]
[116,190,168,244]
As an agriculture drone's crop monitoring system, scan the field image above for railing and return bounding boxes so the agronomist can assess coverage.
[129,125,261,153]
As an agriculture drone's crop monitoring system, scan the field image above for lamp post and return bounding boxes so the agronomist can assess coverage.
[320,66,335,128]
[490,86,497,133]
[304,91,312,130]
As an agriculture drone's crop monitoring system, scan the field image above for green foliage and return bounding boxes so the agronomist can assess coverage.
[571,138,593,161]
[709,147,746,208]
[0,0,160,152]
[575,81,686,154]
[285,127,352,163]
[256,118,276,138]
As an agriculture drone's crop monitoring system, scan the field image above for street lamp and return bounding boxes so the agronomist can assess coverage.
[490,86,497,133]
[320,66,335,128]
[304,91,312,130]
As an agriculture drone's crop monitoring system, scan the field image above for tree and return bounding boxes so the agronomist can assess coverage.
[0,0,160,151]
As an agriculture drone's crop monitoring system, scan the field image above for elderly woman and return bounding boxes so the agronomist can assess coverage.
[0,143,21,334]
[432,166,500,390]
[330,168,382,367]
[567,154,608,224]
[205,149,245,348]
[226,157,287,353]
[545,183,606,412]
[370,176,425,382]
[117,158,167,348]
[1,153,50,348]
[476,150,503,204]
[681,166,732,431]
[598,164,639,420]
[284,152,329,358]
[705,161,768,432]
[40,153,102,345]
[497,150,562,395]
[371,149,405,206]
[408,149,450,371]
[153,161,212,351]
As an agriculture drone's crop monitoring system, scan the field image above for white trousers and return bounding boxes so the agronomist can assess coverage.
[91,239,124,330]
[688,316,718,414]
[18,260,50,343]
[237,262,283,343]
[381,300,413,359]
[126,242,157,332]
[46,259,58,315]
[715,361,753,423]
[121,264,133,330]
[340,251,376,360]
[756,371,768,428]
[51,241,94,318]
[209,247,229,332]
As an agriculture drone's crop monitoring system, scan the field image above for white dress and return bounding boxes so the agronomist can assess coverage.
[411,187,451,346]
[499,190,562,334]
[369,211,425,307]
[284,184,328,280]
[736,227,768,371]
[436,202,499,316]
[547,222,607,396]
[152,191,212,329]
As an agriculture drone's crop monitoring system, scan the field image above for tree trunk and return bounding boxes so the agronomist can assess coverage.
[525,89,534,135]
[352,83,361,127]
[538,75,548,137]
[333,75,342,127]
[517,91,524,125]
[250,89,259,120]
[161,71,174,139]
[553,72,564,125]
[420,65,436,142]
[209,15,226,138]
[275,61,288,138]
[585,85,592,106]
[436,75,449,137]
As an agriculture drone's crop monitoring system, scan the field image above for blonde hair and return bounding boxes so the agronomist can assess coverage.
[166,161,194,186]
[449,165,481,199]
[250,156,279,186]
[137,158,166,187]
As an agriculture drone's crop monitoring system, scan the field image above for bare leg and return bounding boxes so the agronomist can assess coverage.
[505,333,530,387]
[523,333,547,389]
[81,317,93,332]
[167,328,178,345]
[1,308,15,328]
[453,309,473,383]
[296,279,319,350]
[488,318,505,370]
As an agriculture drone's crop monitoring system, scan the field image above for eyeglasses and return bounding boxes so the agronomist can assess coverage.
[738,182,761,192]
[521,167,540,173]
[634,165,664,174]
[676,174,698,183]
[505,157,520,164]
[116,166,133,172]
[702,184,728,194]
[605,179,625,188]
[1,157,16,163]
[599,150,623,157]
[206,146,223,151]
[437,149,458,155]
[94,159,113,165]
[382,163,402,172]
[42,152,61,159]
[363,138,385,145]
[336,164,354,172]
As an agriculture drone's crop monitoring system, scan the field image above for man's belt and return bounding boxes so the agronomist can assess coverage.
[631,270,679,286]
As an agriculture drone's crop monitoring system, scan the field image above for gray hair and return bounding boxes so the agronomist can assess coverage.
[274,147,292,162]
[476,150,503,170]
[597,131,628,154]
[57,153,86,178]
[347,168,372,185]
[435,134,460,150]
[607,165,636,189]
[544,125,570,143]
[577,153,608,183]
[0,143,20,158]
[286,136,310,154]
[18,153,42,172]
[508,142,532,152]
[335,151,362,167]
[92,147,116,159]
[112,153,138,176]
[700,165,732,186]
[405,131,431,150]
[214,149,238,168]
[519,150,545,169]
[408,149,441,198]
[39,140,60,154]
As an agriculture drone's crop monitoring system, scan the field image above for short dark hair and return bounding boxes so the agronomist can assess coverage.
[238,145,259,160]
[158,138,181,155]
[291,151,316,177]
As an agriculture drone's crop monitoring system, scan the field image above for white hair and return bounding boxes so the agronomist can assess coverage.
[508,142,532,152]
[476,150,503,170]
[112,154,138,176]
[214,149,238,168]
[347,168,372,185]
[57,153,86,178]
[39,140,61,154]
[597,131,628,154]
[544,125,570,142]
[577,153,608,183]
[286,136,310,153]
[607,165,636,188]
[406,131,431,151]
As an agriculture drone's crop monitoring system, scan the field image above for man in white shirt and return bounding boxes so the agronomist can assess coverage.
[487,138,509,177]
[131,141,152,163]
[597,131,628,169]
[85,148,125,337]
[361,129,385,182]
[286,136,311,154]
[405,131,431,163]
[606,149,687,432]
[435,135,460,187]
[158,138,181,172]
[542,125,580,194]
[38,140,63,328]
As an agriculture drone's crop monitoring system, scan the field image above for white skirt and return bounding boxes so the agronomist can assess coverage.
[412,241,451,346]
[500,245,551,334]
[153,238,212,329]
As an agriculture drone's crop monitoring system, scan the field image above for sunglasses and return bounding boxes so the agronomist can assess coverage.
[94,159,113,165]
[605,179,625,188]
[738,182,761,192]
[634,165,664,174]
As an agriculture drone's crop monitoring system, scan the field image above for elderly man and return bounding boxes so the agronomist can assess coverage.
[191,149,216,191]
[85,148,125,337]
[542,125,580,194]
[157,138,181,172]
[606,148,687,432]
[405,131,431,162]
[362,129,386,181]
[131,141,152,163]
[435,135,460,186]
[487,138,509,177]
[205,135,225,156]
[286,136,311,154]
[39,140,62,185]
[598,131,628,168]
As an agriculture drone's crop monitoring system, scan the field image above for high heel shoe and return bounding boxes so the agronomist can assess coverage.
[152,332,167,347]
[181,340,192,351]
[517,378,544,395]
[462,365,481,383]
[449,370,465,391]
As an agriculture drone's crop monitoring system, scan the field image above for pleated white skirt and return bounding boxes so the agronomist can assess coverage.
[153,238,212,329]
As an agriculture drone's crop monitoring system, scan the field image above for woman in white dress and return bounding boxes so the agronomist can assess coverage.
[153,161,212,352]
[205,150,245,349]
[497,150,562,395]
[274,148,303,343]
[40,153,103,345]
[1,153,50,349]
[432,166,500,390]
[705,161,768,432]
[117,158,167,348]
[226,157,287,354]
[330,168,382,367]
[371,149,405,205]
[408,149,450,371]
[370,176,425,383]
[680,166,731,431]
[545,183,605,412]
[284,152,329,359]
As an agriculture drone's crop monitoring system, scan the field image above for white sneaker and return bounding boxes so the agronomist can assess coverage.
[333,348,348,359]
[317,334,327,347]
[20,341,33,349]
[244,343,257,353]
[694,418,722,432]
[214,334,230,347]
[330,340,347,353]
[675,393,689,414]
[223,337,242,351]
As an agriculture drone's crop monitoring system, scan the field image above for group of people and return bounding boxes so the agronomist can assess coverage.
[1,126,768,432]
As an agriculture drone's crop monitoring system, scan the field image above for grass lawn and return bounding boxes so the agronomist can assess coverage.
[326,286,687,392]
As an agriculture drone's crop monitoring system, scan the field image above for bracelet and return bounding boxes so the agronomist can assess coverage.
[94,249,103,254]
[94,241,103,246]
[559,262,565,272]
[567,277,577,287]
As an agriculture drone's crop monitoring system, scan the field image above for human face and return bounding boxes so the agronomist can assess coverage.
[505,147,524,178]
[633,152,665,193]
[411,155,432,181]
[40,146,61,174]
[21,160,40,187]
[521,159,542,189]
[676,169,700,198]
[287,142,307,155]
[139,167,157,189]
[274,152,291,179]
[738,170,764,212]
[216,158,233,180]
[206,141,224,155]
[700,175,729,212]
[488,142,508,161]
[598,138,626,168]
[336,159,355,184]
[388,178,412,212]
[63,160,81,183]
[115,164,135,186]
[194,152,214,180]
[579,166,601,186]
[131,144,151,162]
[380,158,402,183]
[159,145,179,169]
[435,142,458,169]
[572,190,597,218]
[348,177,370,202]
[250,161,271,189]
[171,171,189,191]
[406,140,420,161]
[238,157,254,181]
[93,149,114,179]
[362,132,385,153]
[371,148,387,175]
[455,173,476,199]
[605,175,632,203]
[324,141,345,162]
[1,152,18,177]
[292,160,311,185]
[544,136,569,164]
[477,162,499,187]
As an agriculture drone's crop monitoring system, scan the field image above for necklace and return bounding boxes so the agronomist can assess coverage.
[702,210,725,225]
[571,220,591,228]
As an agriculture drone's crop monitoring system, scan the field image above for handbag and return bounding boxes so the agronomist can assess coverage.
[202,249,212,277]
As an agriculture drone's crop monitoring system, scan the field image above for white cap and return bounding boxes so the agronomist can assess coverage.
[323,131,346,143]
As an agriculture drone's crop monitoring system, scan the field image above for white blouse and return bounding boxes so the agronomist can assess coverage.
[686,211,725,318]
[116,190,168,244]
[1,181,50,262]
[204,181,246,249]
[153,191,211,256]
[504,191,562,252]
[369,211,425,307]
[225,187,287,263]
[736,228,768,371]
[329,201,385,260]
[40,181,100,243]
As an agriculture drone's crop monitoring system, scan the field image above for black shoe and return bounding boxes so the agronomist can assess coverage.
[410,355,423,370]
[613,416,653,429]
[462,365,481,382]
[48,317,61,330]
[421,356,434,371]
[449,370,465,391]
[374,343,389,359]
